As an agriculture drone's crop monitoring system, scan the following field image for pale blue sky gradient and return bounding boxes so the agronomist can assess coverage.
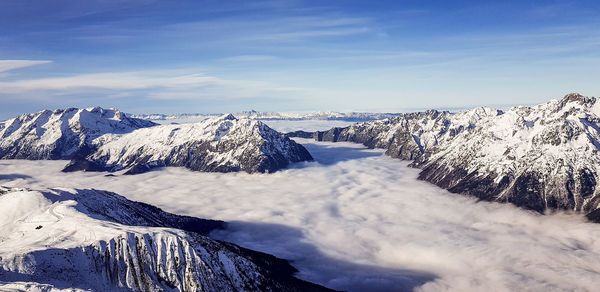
[0,0,599,118]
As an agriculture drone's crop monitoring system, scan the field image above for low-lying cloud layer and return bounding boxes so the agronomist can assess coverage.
[1,139,600,291]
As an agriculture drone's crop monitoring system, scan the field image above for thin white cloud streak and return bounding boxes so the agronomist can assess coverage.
[0,60,51,74]
[245,27,371,41]
[160,15,376,44]
[2,136,600,291]
[0,70,307,101]
[218,55,280,62]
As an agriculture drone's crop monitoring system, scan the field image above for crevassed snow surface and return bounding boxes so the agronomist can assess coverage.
[2,139,600,291]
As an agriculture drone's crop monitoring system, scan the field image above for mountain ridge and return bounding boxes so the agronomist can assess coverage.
[0,186,336,291]
[0,107,156,160]
[289,93,600,219]
[64,113,313,174]
[128,110,403,122]
[0,108,313,174]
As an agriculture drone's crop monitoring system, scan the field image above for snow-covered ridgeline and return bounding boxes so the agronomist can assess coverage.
[0,108,313,174]
[0,107,156,160]
[290,107,501,159]
[64,114,313,174]
[303,94,600,216]
[128,110,402,122]
[0,186,334,291]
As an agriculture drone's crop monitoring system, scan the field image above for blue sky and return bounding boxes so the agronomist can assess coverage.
[0,0,599,118]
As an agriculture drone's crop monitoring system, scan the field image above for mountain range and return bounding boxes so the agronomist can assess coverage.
[288,93,600,220]
[0,108,313,175]
[128,110,402,122]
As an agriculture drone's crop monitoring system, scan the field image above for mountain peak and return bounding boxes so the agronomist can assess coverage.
[221,113,237,121]
[560,93,594,106]
[307,94,600,217]
[0,107,156,160]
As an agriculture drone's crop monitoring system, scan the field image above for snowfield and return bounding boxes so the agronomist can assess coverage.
[2,138,600,291]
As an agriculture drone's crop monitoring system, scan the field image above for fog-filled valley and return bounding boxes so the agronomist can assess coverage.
[4,1,600,290]
[2,132,600,291]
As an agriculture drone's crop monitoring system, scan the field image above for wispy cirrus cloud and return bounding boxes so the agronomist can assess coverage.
[0,60,52,74]
[218,55,280,62]
[0,70,308,102]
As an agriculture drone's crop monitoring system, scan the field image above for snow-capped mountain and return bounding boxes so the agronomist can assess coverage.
[129,110,402,122]
[296,94,600,217]
[64,114,313,174]
[0,107,156,160]
[0,186,334,291]
[0,108,312,174]
[416,94,600,214]
[288,107,501,159]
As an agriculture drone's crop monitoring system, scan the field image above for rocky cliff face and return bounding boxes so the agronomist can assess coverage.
[0,187,335,292]
[63,114,313,174]
[296,94,600,218]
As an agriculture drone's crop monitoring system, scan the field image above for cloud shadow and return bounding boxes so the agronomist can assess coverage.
[0,173,32,181]
[211,221,437,292]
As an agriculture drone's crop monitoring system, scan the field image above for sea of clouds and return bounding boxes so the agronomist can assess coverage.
[2,135,600,291]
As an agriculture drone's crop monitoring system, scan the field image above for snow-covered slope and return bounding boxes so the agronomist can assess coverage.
[129,110,402,122]
[416,94,600,213]
[64,114,313,174]
[304,94,600,216]
[0,107,156,160]
[0,186,334,291]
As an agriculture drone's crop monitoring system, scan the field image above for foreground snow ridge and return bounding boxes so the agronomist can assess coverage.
[0,186,333,291]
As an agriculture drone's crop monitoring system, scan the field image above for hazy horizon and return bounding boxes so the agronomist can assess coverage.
[0,99,551,121]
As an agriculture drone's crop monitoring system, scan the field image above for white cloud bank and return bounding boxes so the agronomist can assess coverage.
[1,138,600,291]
